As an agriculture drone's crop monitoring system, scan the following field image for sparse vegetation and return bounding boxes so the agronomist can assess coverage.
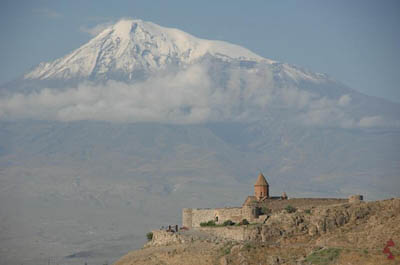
[146,232,153,241]
[219,242,234,257]
[305,209,311,214]
[243,242,255,251]
[200,219,237,227]
[200,220,217,227]
[261,206,271,215]
[222,245,231,255]
[223,220,235,226]
[305,248,341,265]
[285,205,297,213]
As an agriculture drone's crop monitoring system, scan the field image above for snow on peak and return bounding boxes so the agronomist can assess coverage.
[24,19,269,80]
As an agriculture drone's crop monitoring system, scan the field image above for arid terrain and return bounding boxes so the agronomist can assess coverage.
[114,198,400,265]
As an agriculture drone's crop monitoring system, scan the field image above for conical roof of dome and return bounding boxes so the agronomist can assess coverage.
[254,173,268,186]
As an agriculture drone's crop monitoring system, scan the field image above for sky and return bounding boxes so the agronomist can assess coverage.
[0,0,399,102]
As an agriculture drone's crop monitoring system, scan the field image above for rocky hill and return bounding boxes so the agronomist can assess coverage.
[114,198,400,265]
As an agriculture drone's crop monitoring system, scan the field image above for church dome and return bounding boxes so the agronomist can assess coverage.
[254,173,269,186]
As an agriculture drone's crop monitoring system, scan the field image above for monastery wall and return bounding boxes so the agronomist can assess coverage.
[183,207,256,228]
[145,230,185,247]
[182,198,353,228]
[259,198,348,213]
[198,226,259,241]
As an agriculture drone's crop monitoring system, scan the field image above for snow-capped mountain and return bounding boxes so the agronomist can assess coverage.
[24,19,267,81]
[1,19,398,125]
[1,18,398,125]
[21,19,332,85]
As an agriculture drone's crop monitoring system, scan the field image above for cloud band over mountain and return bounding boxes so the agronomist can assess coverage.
[1,62,396,129]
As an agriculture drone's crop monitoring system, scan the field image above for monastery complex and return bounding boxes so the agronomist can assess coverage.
[182,173,363,228]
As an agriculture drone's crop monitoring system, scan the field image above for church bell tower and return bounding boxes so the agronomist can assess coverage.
[254,173,269,200]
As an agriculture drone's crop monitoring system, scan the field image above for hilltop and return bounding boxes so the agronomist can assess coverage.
[114,198,400,265]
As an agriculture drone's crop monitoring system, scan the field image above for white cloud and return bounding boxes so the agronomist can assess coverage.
[338,94,351,106]
[32,8,62,19]
[294,94,356,128]
[0,62,396,129]
[357,115,396,128]
[80,22,113,36]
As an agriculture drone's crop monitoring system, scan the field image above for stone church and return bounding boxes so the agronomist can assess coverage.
[183,173,285,228]
[182,173,360,228]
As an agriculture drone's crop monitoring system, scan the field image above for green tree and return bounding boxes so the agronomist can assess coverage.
[146,232,153,241]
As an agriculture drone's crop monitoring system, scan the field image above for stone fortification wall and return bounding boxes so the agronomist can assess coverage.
[182,208,193,228]
[260,198,348,213]
[183,198,352,228]
[183,207,256,228]
[145,230,185,247]
[198,226,259,241]
[189,208,216,228]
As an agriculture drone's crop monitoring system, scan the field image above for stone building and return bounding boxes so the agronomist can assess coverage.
[182,172,362,229]
[254,173,269,200]
[242,173,277,206]
[183,173,277,228]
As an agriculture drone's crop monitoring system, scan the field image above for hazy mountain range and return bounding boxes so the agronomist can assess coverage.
[0,19,399,265]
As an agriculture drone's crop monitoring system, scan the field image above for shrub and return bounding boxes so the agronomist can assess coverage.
[261,206,272,215]
[243,242,254,251]
[146,232,153,241]
[241,219,249,225]
[219,242,233,256]
[285,205,297,213]
[223,220,235,226]
[305,209,311,214]
[305,248,341,265]
[222,246,231,255]
[200,220,216,227]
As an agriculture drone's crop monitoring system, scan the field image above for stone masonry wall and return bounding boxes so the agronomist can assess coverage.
[214,207,244,223]
[198,226,260,241]
[259,198,348,213]
[183,207,255,228]
[182,198,351,228]
[145,230,185,247]
[182,208,193,228]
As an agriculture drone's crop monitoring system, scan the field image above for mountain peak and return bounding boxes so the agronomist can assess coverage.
[23,19,268,81]
[109,19,140,38]
[107,19,152,40]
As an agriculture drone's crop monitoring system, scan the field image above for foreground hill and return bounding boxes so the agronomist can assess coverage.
[114,198,400,265]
